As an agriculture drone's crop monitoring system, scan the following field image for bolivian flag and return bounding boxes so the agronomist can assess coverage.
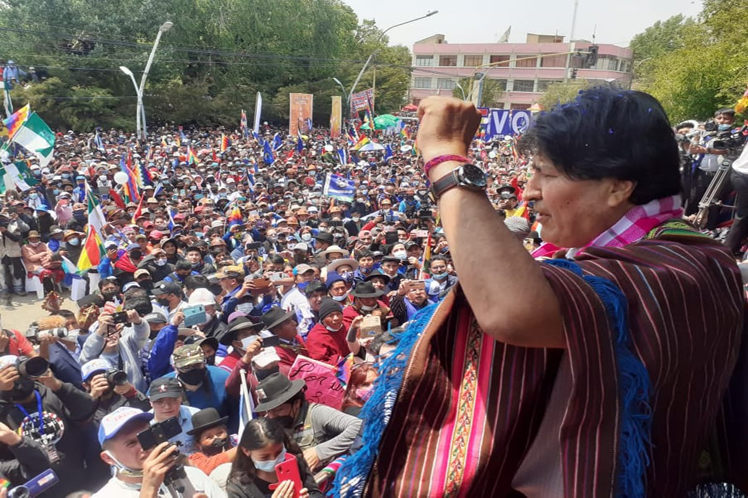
[76,185,107,273]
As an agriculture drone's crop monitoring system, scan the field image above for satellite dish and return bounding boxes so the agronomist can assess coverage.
[114,172,129,185]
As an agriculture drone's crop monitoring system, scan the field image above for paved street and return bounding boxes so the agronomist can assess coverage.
[0,292,77,332]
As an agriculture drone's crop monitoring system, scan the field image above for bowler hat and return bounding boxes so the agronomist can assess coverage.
[350,281,385,299]
[261,306,296,331]
[186,407,229,436]
[254,373,306,413]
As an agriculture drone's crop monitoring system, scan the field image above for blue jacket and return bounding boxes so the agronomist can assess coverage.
[97,256,114,279]
[48,343,83,390]
[162,366,238,432]
[148,324,178,379]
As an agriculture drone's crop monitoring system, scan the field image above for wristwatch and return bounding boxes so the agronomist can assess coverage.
[430,164,488,200]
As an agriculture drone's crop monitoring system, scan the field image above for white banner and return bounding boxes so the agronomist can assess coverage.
[253,92,262,135]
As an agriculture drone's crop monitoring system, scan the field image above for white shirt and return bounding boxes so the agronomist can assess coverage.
[280,286,307,313]
[732,144,748,175]
[91,465,226,497]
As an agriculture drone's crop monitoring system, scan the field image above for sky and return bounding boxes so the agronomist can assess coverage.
[343,0,703,48]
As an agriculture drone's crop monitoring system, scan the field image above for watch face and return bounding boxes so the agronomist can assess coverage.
[460,164,487,188]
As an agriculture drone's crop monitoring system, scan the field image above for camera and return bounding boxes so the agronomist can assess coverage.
[17,356,49,379]
[105,368,128,387]
[136,416,182,451]
[24,327,68,342]
[112,311,130,325]
[7,469,59,498]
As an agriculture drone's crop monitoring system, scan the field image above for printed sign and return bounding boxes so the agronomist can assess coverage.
[484,109,531,140]
[289,93,313,136]
[289,355,345,410]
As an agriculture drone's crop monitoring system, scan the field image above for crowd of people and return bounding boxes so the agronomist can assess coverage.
[0,85,744,497]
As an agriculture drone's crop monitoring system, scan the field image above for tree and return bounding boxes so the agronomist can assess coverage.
[0,0,412,130]
[630,0,748,122]
[453,78,504,107]
[538,80,591,111]
[629,15,694,87]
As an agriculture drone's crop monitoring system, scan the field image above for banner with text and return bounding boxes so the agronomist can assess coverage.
[330,96,342,138]
[289,93,313,136]
[484,109,532,140]
[350,88,375,114]
[289,355,345,410]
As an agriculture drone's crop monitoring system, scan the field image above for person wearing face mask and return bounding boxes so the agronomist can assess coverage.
[0,358,97,496]
[59,229,83,263]
[97,277,122,304]
[227,416,320,498]
[352,250,377,281]
[187,408,239,477]
[216,316,264,374]
[46,226,64,253]
[325,271,350,305]
[20,230,51,278]
[113,243,144,275]
[159,345,235,430]
[151,281,187,321]
[280,265,315,314]
[254,373,361,473]
[164,260,199,284]
[81,359,151,428]
[341,363,379,417]
[259,307,307,374]
[304,299,351,366]
[424,255,458,302]
[342,281,390,331]
[186,246,217,276]
[138,247,174,283]
[398,188,421,219]
[92,407,224,498]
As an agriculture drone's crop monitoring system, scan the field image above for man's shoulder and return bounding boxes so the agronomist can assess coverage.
[91,477,137,497]
[207,365,230,381]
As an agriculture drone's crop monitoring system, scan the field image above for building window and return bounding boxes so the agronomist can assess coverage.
[463,55,484,67]
[436,78,456,90]
[490,79,508,91]
[514,56,538,68]
[489,54,510,66]
[607,58,618,71]
[415,55,434,67]
[537,79,562,92]
[511,103,532,110]
[513,80,535,92]
[439,55,457,67]
[540,54,566,68]
[413,77,432,89]
[620,60,631,73]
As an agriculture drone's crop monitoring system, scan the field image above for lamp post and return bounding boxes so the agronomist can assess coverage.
[137,21,173,140]
[332,77,349,103]
[455,81,467,100]
[348,11,438,112]
[119,66,142,139]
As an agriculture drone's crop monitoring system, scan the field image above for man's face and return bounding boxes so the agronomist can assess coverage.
[358,232,372,245]
[272,319,298,341]
[296,271,314,284]
[176,268,191,278]
[220,277,239,293]
[358,256,373,271]
[101,420,152,471]
[382,261,399,276]
[715,113,735,126]
[329,281,347,297]
[308,291,325,311]
[186,251,201,265]
[407,287,427,305]
[198,425,228,452]
[498,196,517,210]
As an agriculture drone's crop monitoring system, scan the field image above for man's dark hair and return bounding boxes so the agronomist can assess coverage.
[357,250,373,260]
[269,255,285,266]
[430,255,447,265]
[124,286,148,301]
[185,246,202,257]
[123,295,153,317]
[520,87,681,205]
[184,275,210,292]
[175,260,192,272]
[715,108,736,118]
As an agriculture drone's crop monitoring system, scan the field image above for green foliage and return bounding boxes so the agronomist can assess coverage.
[631,0,748,122]
[538,80,590,111]
[0,0,412,131]
[453,78,504,107]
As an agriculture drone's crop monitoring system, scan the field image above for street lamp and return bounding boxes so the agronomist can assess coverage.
[137,21,173,141]
[332,77,348,103]
[119,66,142,139]
[348,11,438,111]
[455,81,467,100]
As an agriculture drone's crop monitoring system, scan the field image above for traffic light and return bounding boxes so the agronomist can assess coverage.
[571,68,578,79]
[585,45,599,68]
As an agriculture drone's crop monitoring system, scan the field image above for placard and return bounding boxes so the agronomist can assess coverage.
[289,93,313,136]
[330,96,342,139]
[289,355,344,410]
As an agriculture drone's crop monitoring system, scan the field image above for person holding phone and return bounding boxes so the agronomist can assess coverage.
[388,280,434,326]
[227,417,321,498]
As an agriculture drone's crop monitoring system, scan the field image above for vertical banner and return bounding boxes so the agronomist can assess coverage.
[289,93,313,136]
[330,96,342,138]
[252,92,262,135]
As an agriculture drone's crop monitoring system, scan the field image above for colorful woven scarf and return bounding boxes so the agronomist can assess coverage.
[533,194,684,258]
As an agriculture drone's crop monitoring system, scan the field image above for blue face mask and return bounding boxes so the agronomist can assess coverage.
[252,446,287,473]
[297,281,309,292]
[718,124,731,131]
[432,271,448,280]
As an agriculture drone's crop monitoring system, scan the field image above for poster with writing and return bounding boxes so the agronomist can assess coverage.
[289,355,345,410]
[289,93,313,136]
[330,96,342,139]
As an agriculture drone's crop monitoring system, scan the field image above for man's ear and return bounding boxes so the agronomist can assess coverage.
[100,450,115,466]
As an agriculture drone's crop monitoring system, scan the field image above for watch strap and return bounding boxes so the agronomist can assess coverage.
[430,169,459,199]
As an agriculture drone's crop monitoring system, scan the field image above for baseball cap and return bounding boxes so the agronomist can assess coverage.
[152,281,182,296]
[292,264,314,276]
[144,311,168,324]
[81,359,111,382]
[134,269,151,279]
[147,377,184,401]
[188,288,216,307]
[98,407,153,447]
[172,344,205,369]
[215,265,245,279]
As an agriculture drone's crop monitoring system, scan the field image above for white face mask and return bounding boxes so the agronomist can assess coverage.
[237,302,254,314]
[360,304,377,312]
[331,292,348,302]
[155,258,167,267]
[29,241,41,247]
[301,233,312,242]
[393,250,407,260]
[252,446,287,473]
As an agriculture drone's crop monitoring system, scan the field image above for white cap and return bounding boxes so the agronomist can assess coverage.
[293,242,309,252]
[81,358,111,381]
[188,288,217,307]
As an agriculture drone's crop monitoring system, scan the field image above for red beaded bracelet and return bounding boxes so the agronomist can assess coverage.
[423,154,469,177]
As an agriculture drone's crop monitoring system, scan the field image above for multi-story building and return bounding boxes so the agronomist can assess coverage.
[409,33,633,110]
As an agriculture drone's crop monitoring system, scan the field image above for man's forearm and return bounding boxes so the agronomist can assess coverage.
[428,160,564,348]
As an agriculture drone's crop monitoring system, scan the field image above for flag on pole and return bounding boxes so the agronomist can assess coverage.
[296,133,304,153]
[351,135,370,151]
[220,134,229,153]
[134,161,153,188]
[131,194,145,224]
[3,104,29,139]
[272,133,283,151]
[4,161,38,191]
[336,147,348,165]
[262,141,275,165]
[77,185,107,273]
[94,131,105,152]
[323,173,356,202]
[240,109,249,139]
[252,92,262,135]
[9,111,54,166]
[227,205,243,227]
[187,146,199,165]
[238,368,255,438]
[383,144,393,162]
[119,155,140,203]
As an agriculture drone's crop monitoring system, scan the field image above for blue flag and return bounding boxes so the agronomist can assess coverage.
[272,133,283,151]
[296,134,304,153]
[323,173,356,202]
[336,148,348,165]
[94,131,105,152]
[263,141,275,165]
[384,144,393,163]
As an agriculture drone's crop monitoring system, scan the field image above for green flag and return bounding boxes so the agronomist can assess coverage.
[11,112,55,166]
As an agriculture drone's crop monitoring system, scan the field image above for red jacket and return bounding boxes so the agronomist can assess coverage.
[305,323,350,366]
